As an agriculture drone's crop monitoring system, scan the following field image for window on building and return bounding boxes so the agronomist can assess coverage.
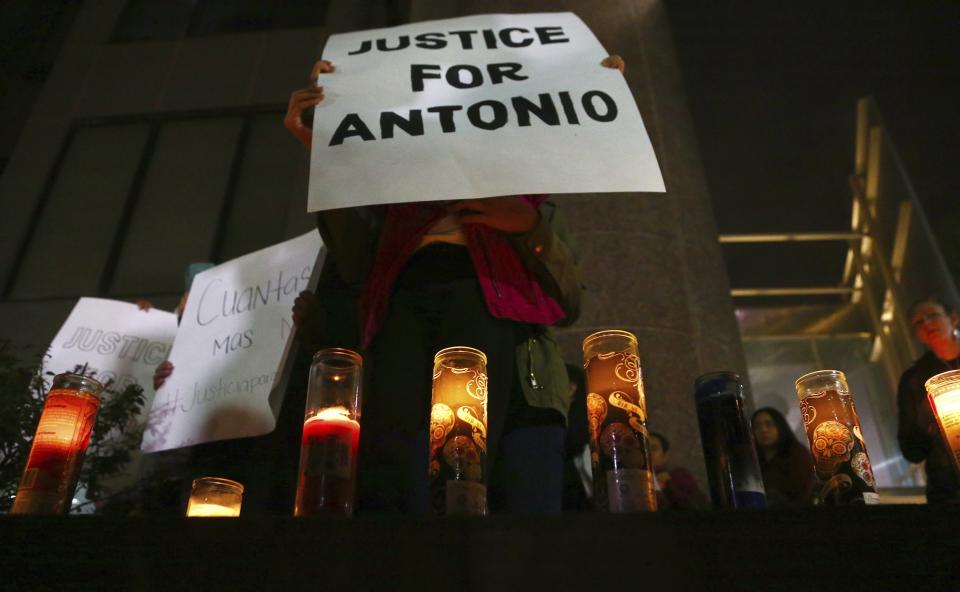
[112,0,329,42]
[7,109,312,301]
[108,118,243,295]
[217,114,308,261]
[8,124,151,299]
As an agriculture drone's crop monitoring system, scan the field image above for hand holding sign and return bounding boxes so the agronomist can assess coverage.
[284,60,335,150]
[601,54,625,72]
[447,197,541,234]
[153,361,174,390]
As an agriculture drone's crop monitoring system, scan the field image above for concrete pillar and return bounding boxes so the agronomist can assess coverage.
[411,0,749,485]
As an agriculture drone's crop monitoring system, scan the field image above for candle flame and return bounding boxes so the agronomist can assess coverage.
[187,502,240,518]
[313,406,353,421]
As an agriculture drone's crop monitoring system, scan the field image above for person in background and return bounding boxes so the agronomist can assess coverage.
[648,431,707,510]
[898,295,960,503]
[751,407,816,506]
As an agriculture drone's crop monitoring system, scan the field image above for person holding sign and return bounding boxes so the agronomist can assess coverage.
[286,55,623,514]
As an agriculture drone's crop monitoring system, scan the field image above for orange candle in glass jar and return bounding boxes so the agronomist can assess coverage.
[12,374,103,515]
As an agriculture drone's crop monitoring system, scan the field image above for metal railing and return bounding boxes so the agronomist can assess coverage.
[845,97,960,389]
[728,96,959,392]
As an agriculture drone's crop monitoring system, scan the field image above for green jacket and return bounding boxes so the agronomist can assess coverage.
[508,202,582,419]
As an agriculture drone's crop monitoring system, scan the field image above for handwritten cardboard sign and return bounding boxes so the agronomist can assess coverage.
[142,230,323,452]
[45,297,178,415]
[308,12,664,212]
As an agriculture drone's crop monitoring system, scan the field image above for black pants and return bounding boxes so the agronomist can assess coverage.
[358,244,563,513]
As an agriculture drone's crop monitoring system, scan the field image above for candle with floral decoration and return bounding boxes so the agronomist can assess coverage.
[429,346,488,516]
[582,330,657,512]
[794,370,879,505]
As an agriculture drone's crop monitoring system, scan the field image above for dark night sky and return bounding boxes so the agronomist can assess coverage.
[666,1,960,299]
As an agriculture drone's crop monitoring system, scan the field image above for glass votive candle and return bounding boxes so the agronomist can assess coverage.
[925,369,960,477]
[582,330,657,512]
[294,348,363,517]
[795,370,879,504]
[429,346,488,516]
[11,373,104,515]
[693,371,767,509]
[186,477,244,517]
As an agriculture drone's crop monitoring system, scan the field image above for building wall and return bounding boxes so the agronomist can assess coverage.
[0,0,747,491]
[0,0,379,350]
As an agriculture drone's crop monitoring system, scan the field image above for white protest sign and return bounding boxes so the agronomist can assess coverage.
[45,297,178,415]
[308,12,665,212]
[141,230,323,452]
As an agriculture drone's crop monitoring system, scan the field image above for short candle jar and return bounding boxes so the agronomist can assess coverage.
[186,477,244,517]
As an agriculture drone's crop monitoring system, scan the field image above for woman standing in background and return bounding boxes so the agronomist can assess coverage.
[752,407,816,506]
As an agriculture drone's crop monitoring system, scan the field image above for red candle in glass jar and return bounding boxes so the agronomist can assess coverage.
[294,407,360,516]
[12,374,103,515]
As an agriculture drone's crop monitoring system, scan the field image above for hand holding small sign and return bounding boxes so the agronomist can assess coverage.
[153,361,174,390]
[291,290,325,351]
